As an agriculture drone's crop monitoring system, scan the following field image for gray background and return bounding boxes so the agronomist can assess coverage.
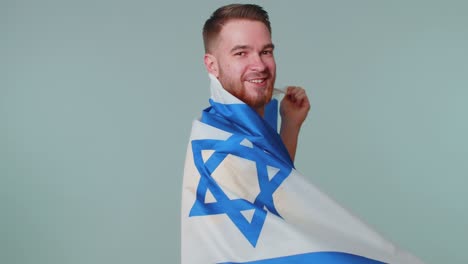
[2,0,467,263]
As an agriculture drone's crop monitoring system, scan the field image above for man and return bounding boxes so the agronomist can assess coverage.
[181,4,423,264]
[202,3,310,162]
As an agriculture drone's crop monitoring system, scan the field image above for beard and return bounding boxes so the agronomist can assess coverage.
[217,68,275,110]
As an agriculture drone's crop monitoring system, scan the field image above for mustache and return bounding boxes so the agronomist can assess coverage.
[243,72,270,80]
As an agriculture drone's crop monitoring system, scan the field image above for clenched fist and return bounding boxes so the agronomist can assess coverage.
[280,86,310,129]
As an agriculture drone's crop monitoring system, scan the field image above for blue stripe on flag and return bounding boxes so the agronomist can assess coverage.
[219,251,386,264]
[203,99,293,168]
[263,98,278,132]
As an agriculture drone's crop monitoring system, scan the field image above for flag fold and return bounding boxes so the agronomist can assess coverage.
[181,74,423,264]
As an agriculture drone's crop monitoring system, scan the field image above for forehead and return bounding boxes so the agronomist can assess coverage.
[217,19,272,48]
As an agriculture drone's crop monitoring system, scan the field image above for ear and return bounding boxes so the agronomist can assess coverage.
[204,53,219,78]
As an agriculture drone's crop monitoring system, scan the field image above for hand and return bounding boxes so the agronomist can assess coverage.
[279,86,310,128]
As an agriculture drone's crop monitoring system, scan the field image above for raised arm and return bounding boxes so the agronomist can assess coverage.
[279,86,310,162]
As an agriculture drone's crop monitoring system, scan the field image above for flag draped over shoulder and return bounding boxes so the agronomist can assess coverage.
[181,75,423,264]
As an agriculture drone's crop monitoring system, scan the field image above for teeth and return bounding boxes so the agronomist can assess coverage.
[248,79,264,83]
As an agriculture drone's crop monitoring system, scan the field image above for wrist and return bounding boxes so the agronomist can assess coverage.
[280,119,302,131]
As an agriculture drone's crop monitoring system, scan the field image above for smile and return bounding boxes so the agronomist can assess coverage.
[247,79,266,84]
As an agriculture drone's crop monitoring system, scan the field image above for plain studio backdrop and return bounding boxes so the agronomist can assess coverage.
[2,0,467,263]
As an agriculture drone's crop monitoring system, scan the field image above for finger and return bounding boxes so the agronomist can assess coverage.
[286,86,301,93]
[289,88,307,103]
[294,91,310,109]
[285,86,300,100]
[292,88,305,97]
[301,95,311,109]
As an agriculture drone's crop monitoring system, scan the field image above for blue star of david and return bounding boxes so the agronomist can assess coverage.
[189,134,292,247]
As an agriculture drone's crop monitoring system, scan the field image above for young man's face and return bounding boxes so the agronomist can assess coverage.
[205,19,276,115]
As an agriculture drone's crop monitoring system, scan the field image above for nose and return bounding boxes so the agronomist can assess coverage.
[249,54,267,72]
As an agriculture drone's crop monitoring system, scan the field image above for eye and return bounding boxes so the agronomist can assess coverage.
[261,49,274,55]
[234,51,246,56]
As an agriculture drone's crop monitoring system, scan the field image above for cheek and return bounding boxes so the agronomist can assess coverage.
[226,60,248,75]
[267,59,276,72]
[229,62,243,72]
[221,62,235,76]
[220,59,250,81]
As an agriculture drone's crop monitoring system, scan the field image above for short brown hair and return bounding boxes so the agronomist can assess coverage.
[202,4,272,53]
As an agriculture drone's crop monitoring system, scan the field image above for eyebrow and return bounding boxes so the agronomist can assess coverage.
[230,43,275,53]
[263,43,275,50]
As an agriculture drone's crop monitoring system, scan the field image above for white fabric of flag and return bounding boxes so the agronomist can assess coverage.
[181,74,424,264]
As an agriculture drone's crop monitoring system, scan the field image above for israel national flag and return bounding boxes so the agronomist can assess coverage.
[181,74,424,264]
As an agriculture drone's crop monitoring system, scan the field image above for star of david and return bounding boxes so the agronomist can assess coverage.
[189,134,292,247]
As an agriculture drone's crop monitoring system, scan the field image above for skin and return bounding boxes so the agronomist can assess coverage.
[204,19,310,161]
